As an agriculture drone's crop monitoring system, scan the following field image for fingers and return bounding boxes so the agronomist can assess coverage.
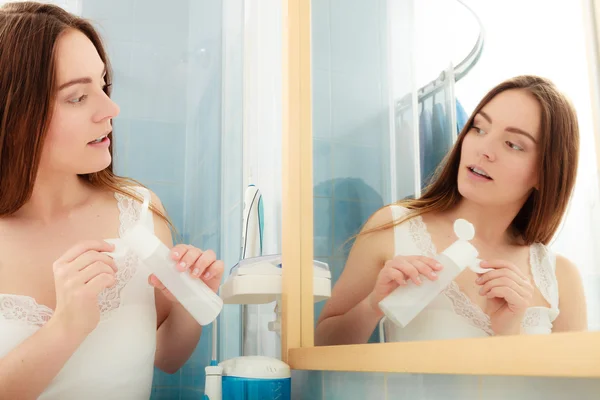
[476,268,529,287]
[170,244,191,263]
[200,259,224,282]
[148,274,178,302]
[72,251,118,273]
[479,276,533,299]
[398,260,423,285]
[170,245,223,281]
[76,261,117,285]
[53,253,117,285]
[385,255,441,286]
[475,262,534,303]
[191,250,217,278]
[148,274,167,290]
[485,286,530,308]
[85,272,117,295]
[57,240,115,263]
[410,259,439,281]
[382,266,408,287]
[480,259,528,281]
[415,256,444,271]
[173,245,203,273]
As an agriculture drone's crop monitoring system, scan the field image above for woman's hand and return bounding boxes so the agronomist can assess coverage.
[476,259,534,335]
[148,244,224,302]
[51,240,118,340]
[368,255,443,316]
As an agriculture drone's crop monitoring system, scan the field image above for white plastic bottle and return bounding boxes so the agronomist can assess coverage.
[204,364,223,400]
[378,219,492,328]
[119,223,224,326]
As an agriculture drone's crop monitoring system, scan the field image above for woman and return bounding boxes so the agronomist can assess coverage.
[315,75,587,346]
[0,3,224,399]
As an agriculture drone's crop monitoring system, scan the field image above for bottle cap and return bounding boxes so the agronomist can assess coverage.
[121,223,162,260]
[454,219,475,240]
[440,219,479,271]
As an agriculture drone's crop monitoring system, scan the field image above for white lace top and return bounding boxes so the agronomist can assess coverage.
[383,206,560,342]
[0,187,157,399]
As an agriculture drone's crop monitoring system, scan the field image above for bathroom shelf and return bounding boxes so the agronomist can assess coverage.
[287,330,600,377]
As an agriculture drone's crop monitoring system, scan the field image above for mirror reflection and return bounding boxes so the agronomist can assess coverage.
[312,0,597,346]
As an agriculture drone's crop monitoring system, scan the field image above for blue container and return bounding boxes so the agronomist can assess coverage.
[220,356,291,400]
[222,376,291,399]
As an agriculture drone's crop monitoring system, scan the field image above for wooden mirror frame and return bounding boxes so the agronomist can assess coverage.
[280,0,600,377]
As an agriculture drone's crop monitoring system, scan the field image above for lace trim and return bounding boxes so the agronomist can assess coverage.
[97,192,141,318]
[529,243,558,310]
[444,281,494,335]
[0,190,144,326]
[116,191,141,237]
[409,215,495,335]
[522,307,541,328]
[522,307,559,332]
[408,216,437,256]
[0,295,53,327]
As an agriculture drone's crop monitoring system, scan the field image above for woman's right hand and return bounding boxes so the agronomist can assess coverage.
[368,255,443,315]
[50,240,118,340]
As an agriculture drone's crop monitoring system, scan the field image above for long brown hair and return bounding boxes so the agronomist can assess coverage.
[364,75,579,246]
[0,2,171,227]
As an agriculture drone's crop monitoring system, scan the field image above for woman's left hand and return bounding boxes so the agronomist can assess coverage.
[475,259,534,335]
[149,244,224,303]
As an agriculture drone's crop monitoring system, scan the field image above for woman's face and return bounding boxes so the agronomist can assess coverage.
[39,29,120,176]
[457,89,541,208]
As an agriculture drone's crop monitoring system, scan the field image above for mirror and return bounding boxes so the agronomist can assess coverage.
[311,0,599,346]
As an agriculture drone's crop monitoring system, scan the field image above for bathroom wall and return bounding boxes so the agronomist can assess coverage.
[79,0,244,398]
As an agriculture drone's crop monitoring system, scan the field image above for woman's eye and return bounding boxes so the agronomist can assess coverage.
[473,126,485,135]
[506,141,524,151]
[68,94,87,104]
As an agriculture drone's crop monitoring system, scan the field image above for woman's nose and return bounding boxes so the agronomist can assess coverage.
[93,94,120,123]
[477,136,497,162]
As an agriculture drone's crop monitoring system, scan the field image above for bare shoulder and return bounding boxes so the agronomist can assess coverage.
[353,205,406,265]
[362,204,410,231]
[145,188,168,218]
[363,205,394,229]
[146,188,166,212]
[554,253,583,284]
[552,252,587,331]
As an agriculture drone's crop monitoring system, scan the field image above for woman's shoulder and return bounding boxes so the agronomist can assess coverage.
[363,204,412,231]
[553,252,581,283]
[113,184,165,209]
[530,243,582,288]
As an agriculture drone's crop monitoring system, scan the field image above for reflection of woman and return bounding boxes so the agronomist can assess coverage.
[0,3,223,399]
[315,76,587,345]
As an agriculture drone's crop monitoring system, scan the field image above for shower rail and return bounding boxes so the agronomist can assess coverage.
[395,0,484,114]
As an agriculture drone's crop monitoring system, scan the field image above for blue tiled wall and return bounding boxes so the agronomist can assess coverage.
[81,0,243,398]
[311,0,392,334]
